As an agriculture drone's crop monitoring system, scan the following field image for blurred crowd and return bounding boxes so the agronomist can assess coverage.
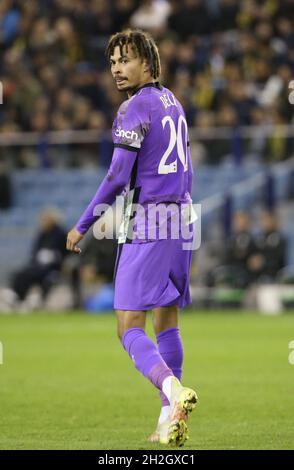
[183,206,290,309]
[0,0,293,145]
[211,210,287,288]
[0,207,117,312]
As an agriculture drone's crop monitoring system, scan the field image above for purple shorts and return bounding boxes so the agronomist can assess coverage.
[113,238,192,311]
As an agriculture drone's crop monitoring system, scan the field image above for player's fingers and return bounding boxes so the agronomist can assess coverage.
[66,237,75,251]
[66,234,81,253]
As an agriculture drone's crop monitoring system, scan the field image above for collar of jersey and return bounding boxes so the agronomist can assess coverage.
[131,81,163,96]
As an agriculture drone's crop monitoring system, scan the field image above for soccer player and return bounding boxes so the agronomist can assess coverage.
[66,29,198,447]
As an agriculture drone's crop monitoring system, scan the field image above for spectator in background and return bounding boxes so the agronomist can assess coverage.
[251,210,287,281]
[223,211,258,286]
[191,110,228,165]
[215,0,239,31]
[7,209,67,305]
[168,0,210,39]
[223,210,286,285]
[130,0,171,36]
[112,0,139,33]
[0,159,12,209]
[70,236,117,309]
[265,108,292,162]
[69,205,118,309]
[54,16,84,64]
[0,0,20,47]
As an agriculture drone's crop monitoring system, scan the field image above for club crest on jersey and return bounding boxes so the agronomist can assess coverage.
[115,126,138,141]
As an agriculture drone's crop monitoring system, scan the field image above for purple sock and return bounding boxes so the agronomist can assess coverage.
[122,328,173,390]
[157,327,184,406]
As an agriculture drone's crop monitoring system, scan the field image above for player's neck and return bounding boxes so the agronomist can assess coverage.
[127,78,156,98]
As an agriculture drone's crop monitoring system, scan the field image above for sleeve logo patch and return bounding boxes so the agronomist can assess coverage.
[115,127,138,140]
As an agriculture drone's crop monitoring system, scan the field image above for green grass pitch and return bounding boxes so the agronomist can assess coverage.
[0,310,293,450]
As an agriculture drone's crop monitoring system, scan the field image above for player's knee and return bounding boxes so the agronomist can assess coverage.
[124,312,145,331]
[153,306,178,335]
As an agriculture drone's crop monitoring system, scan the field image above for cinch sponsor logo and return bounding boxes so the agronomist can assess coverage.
[115,127,138,140]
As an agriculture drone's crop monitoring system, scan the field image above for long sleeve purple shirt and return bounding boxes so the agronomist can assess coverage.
[75,81,193,237]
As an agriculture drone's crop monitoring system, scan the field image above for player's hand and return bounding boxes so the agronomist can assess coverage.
[66,227,83,254]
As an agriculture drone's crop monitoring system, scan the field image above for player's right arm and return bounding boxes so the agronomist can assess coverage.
[76,145,138,235]
[66,95,150,253]
[66,146,138,253]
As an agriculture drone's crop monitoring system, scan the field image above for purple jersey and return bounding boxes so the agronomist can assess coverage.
[76,81,193,240]
[112,81,193,204]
